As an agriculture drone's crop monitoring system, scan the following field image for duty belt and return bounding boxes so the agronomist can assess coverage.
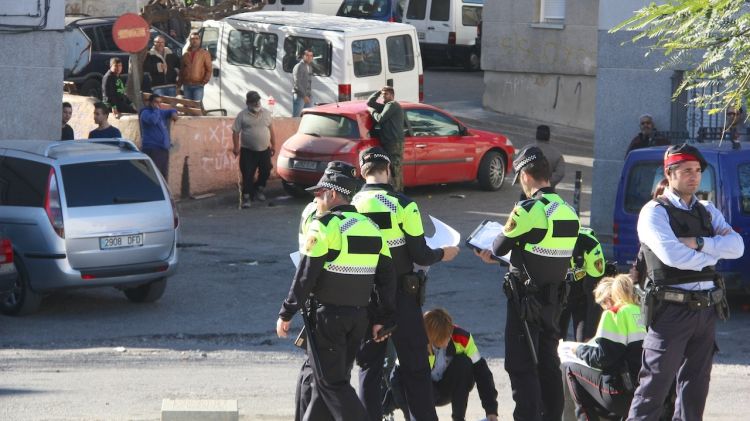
[656,287,724,310]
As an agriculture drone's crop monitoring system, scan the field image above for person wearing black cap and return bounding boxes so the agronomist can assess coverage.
[533,125,566,188]
[277,168,397,421]
[293,160,360,421]
[628,143,742,420]
[353,146,459,421]
[232,90,276,208]
[475,146,580,421]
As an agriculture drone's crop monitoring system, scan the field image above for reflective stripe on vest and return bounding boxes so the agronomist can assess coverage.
[352,190,406,246]
[522,194,578,258]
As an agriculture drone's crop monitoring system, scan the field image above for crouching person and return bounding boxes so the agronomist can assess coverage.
[561,274,646,421]
[390,308,499,421]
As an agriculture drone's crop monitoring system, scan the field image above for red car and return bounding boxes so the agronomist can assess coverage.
[277,101,514,195]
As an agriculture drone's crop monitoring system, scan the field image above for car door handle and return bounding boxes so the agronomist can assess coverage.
[427,26,435,30]
[416,144,428,148]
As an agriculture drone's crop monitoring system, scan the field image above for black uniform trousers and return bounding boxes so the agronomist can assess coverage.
[302,304,369,421]
[357,290,438,421]
[239,147,272,198]
[559,276,602,342]
[505,287,564,421]
[628,302,717,421]
[295,358,313,421]
[392,353,476,421]
[563,362,632,421]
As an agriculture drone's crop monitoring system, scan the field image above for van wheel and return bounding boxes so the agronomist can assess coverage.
[123,278,167,303]
[80,79,102,99]
[0,256,42,316]
[465,50,480,71]
[282,179,312,198]
[477,151,506,191]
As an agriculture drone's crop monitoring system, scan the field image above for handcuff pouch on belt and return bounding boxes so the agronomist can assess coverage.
[400,270,428,306]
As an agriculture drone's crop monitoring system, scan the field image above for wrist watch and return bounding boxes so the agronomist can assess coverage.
[696,236,704,252]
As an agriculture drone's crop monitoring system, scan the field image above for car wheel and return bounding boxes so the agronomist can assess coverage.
[123,277,167,303]
[464,50,481,71]
[282,179,312,198]
[0,256,42,316]
[80,78,102,99]
[477,150,506,191]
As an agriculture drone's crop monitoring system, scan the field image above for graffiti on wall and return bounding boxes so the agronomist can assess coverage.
[197,119,236,172]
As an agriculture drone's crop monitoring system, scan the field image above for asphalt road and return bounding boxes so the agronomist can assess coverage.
[1,70,748,420]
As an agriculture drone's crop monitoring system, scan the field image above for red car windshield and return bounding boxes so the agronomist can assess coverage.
[298,113,361,139]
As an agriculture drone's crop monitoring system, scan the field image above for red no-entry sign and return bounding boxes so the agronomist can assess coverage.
[112,13,150,53]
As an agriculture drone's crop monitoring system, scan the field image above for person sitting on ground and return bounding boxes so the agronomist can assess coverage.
[88,102,122,139]
[626,114,668,154]
[388,308,499,421]
[561,274,646,421]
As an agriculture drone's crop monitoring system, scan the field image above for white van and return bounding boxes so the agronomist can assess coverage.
[262,0,344,17]
[403,0,482,70]
[196,11,423,117]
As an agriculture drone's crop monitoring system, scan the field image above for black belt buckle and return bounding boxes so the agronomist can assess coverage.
[661,289,688,304]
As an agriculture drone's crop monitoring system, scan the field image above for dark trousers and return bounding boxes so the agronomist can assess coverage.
[628,303,717,421]
[563,362,633,421]
[393,354,476,421]
[505,290,564,421]
[143,147,170,181]
[295,358,313,421]
[559,276,601,342]
[303,304,369,421]
[357,290,438,421]
[239,147,272,198]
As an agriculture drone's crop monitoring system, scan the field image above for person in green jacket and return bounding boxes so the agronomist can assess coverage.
[388,308,499,421]
[561,274,646,421]
[367,86,405,191]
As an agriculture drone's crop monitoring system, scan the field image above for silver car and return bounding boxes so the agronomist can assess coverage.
[0,139,179,315]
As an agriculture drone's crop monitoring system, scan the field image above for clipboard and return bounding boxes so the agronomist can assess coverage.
[465,220,511,265]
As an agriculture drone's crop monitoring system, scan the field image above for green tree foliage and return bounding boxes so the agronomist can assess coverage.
[612,0,750,114]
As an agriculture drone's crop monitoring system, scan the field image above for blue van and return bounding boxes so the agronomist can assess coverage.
[613,143,750,291]
[337,0,406,22]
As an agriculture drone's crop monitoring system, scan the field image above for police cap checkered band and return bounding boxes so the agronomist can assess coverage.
[306,171,360,195]
[512,146,545,185]
[360,146,391,166]
[318,181,351,195]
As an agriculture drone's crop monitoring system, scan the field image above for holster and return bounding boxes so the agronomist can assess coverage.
[416,270,427,306]
[714,274,730,321]
[637,281,659,329]
[399,273,420,296]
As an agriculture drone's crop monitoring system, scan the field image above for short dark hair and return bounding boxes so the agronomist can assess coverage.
[148,93,161,104]
[62,102,72,110]
[246,90,261,105]
[382,86,394,95]
[110,57,122,66]
[361,161,389,177]
[93,102,110,115]
[521,156,551,182]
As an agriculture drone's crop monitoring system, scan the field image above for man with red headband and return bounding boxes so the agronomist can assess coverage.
[628,143,743,420]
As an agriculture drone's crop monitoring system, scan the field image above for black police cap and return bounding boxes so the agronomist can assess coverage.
[359,146,391,167]
[324,161,357,178]
[306,170,361,196]
[512,146,546,185]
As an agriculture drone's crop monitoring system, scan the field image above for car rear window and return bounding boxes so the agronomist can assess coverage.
[624,161,716,213]
[298,113,361,139]
[61,160,164,207]
[0,157,49,207]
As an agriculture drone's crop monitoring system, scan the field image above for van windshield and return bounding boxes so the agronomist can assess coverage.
[298,113,361,139]
[624,161,716,213]
[61,159,165,207]
[337,0,393,19]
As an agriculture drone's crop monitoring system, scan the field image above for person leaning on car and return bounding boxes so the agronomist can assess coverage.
[367,86,405,192]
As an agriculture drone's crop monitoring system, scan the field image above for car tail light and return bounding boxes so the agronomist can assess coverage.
[170,196,179,229]
[0,239,12,264]
[612,222,619,245]
[45,168,64,238]
[419,74,424,102]
[81,274,96,280]
[388,16,395,22]
[448,32,456,45]
[338,84,351,102]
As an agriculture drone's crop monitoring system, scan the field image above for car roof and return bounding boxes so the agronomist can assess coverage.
[65,16,117,27]
[625,142,750,162]
[0,139,144,162]
[226,11,415,34]
[307,100,446,119]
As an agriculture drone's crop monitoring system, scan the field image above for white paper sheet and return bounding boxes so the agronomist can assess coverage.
[466,221,511,264]
[425,215,461,248]
[558,340,593,367]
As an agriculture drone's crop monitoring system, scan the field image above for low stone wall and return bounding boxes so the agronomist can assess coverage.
[63,94,299,198]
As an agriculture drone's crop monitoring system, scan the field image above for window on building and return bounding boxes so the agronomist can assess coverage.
[540,0,565,23]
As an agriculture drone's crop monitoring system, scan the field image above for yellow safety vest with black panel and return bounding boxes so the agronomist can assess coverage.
[302,207,392,307]
[353,184,443,276]
[494,187,580,285]
[571,227,606,280]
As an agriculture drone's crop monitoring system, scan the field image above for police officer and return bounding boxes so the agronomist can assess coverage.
[476,146,580,421]
[277,169,397,421]
[628,144,743,420]
[294,161,360,421]
[353,146,459,421]
[559,227,606,342]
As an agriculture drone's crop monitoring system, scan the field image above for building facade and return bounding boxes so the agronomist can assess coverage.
[481,0,598,130]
